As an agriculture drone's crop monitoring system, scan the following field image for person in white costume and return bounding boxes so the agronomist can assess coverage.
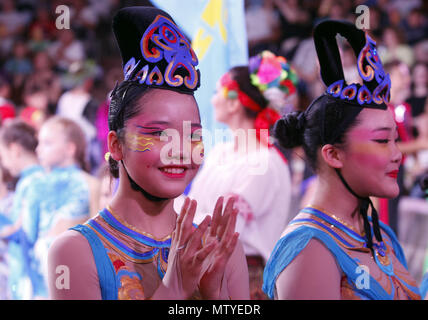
[189,51,298,299]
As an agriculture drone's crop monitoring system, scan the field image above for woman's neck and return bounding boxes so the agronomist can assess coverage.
[308,172,365,235]
[108,176,177,239]
[227,117,260,153]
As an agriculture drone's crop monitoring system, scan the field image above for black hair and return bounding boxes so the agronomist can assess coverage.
[229,66,269,118]
[274,94,362,171]
[107,81,152,178]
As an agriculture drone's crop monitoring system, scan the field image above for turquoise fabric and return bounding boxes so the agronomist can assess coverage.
[70,224,118,300]
[421,272,428,299]
[263,215,420,300]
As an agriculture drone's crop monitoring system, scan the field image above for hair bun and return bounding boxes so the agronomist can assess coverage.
[274,111,305,149]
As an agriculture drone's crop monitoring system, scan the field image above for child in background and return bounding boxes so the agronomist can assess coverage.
[0,120,44,299]
[23,116,99,298]
[0,162,16,300]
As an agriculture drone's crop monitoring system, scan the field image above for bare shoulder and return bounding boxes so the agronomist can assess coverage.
[275,238,342,299]
[48,229,102,299]
[49,229,92,258]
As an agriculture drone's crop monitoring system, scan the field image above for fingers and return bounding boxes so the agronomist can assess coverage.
[177,198,198,248]
[174,197,190,245]
[209,196,224,238]
[185,215,211,254]
[216,197,237,240]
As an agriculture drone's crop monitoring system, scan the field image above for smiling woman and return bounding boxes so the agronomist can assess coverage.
[263,20,421,300]
[47,6,249,300]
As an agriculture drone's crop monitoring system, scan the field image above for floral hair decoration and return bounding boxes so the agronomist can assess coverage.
[249,50,298,101]
[219,68,280,147]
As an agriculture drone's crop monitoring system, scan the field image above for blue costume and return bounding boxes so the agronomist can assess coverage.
[263,206,421,300]
[0,165,44,299]
[22,165,91,298]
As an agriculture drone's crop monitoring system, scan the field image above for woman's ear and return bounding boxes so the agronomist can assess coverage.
[108,131,123,161]
[320,144,344,169]
[225,98,242,115]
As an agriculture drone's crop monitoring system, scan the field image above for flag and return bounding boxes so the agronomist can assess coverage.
[150,0,248,153]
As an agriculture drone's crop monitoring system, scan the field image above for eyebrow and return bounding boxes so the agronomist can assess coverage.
[371,126,397,132]
[137,122,202,129]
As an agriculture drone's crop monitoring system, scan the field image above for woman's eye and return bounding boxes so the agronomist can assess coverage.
[142,131,164,137]
[191,132,202,140]
[373,139,389,144]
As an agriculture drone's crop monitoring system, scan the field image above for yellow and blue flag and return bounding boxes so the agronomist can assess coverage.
[150,0,248,153]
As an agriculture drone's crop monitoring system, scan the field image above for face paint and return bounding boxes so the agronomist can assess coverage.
[124,131,155,152]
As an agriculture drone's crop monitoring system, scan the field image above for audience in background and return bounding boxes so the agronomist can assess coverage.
[0,0,426,299]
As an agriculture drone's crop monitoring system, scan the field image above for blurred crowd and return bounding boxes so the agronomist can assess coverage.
[0,0,426,299]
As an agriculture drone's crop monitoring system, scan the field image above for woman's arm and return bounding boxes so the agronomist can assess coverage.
[224,240,250,299]
[275,238,342,300]
[47,230,102,299]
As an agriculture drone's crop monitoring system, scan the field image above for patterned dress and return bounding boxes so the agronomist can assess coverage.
[263,206,421,300]
[0,165,44,300]
[23,165,91,298]
[71,207,201,300]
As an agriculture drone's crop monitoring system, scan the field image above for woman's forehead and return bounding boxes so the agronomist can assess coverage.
[130,89,200,127]
[350,108,396,136]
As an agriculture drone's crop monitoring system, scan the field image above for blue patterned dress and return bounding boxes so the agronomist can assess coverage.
[71,207,201,300]
[0,165,44,300]
[263,206,421,300]
[22,165,91,298]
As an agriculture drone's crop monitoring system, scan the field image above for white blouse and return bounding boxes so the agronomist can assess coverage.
[187,142,292,263]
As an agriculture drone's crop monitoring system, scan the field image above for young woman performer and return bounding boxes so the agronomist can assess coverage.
[263,20,421,300]
[47,6,249,300]
[189,51,297,299]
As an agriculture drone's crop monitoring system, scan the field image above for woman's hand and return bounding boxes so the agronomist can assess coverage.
[160,197,216,299]
[198,196,240,300]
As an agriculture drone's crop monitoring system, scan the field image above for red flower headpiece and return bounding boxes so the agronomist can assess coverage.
[219,72,262,113]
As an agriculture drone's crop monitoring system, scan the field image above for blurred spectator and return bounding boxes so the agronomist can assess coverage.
[4,41,33,104]
[27,4,57,42]
[95,66,122,160]
[56,60,101,170]
[69,0,98,39]
[0,0,31,58]
[0,75,16,125]
[4,41,33,77]
[24,116,98,298]
[245,0,281,56]
[414,40,428,64]
[378,26,415,67]
[407,62,428,118]
[0,162,16,300]
[27,24,51,54]
[273,0,312,59]
[0,120,44,300]
[20,86,49,131]
[23,51,62,115]
[48,28,85,72]
[388,59,412,106]
[401,8,428,46]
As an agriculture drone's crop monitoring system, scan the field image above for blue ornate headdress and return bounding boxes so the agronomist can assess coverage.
[314,20,390,109]
[112,6,200,95]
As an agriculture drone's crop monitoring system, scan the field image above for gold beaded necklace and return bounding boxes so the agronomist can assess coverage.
[307,204,365,237]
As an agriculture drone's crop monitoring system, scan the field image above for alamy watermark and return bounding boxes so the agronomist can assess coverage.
[55,5,70,30]
[355,5,370,30]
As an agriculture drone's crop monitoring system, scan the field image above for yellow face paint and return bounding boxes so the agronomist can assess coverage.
[124,131,155,152]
